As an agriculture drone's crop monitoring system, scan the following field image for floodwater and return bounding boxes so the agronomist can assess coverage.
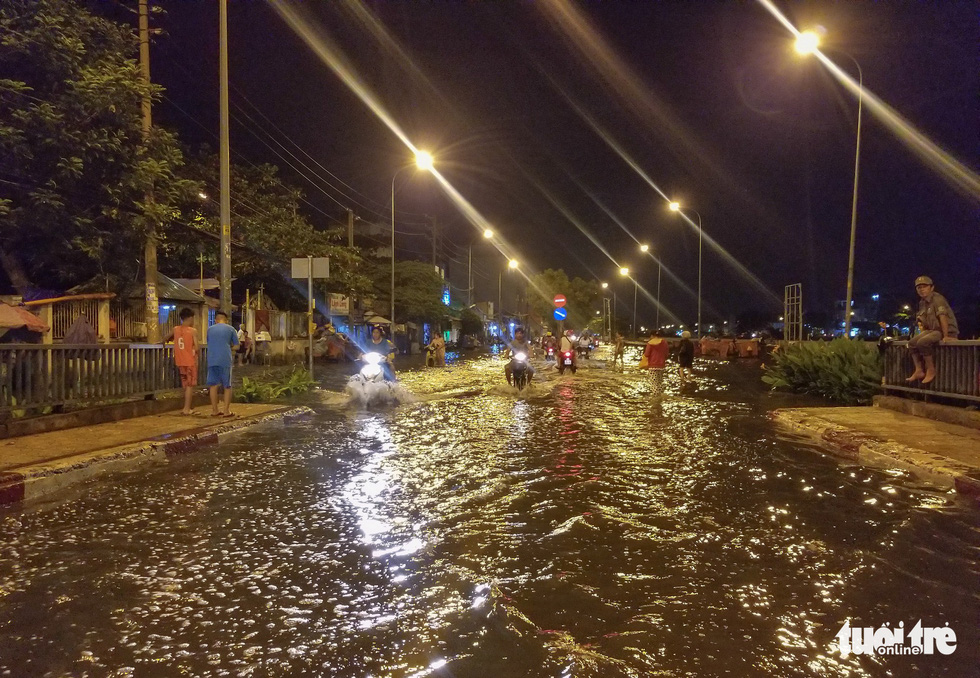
[1,350,977,677]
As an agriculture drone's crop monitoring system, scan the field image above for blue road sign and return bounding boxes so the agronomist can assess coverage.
[553,307,568,321]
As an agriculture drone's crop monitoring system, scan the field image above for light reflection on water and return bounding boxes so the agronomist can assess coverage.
[0,354,977,676]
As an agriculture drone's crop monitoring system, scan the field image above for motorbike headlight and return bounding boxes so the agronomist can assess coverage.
[514,352,527,362]
[361,364,382,378]
[362,352,384,365]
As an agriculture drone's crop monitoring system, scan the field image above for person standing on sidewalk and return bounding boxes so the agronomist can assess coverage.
[207,311,239,416]
[907,276,958,385]
[642,330,669,396]
[163,308,199,415]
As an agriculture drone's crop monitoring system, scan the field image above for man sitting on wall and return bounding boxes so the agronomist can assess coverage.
[906,276,958,385]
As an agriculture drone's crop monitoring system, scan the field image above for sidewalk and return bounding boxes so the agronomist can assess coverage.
[772,406,980,500]
[0,404,309,506]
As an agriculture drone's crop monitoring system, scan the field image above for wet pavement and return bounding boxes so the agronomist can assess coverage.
[1,350,978,677]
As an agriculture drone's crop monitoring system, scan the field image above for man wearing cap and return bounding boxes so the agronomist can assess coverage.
[907,276,958,384]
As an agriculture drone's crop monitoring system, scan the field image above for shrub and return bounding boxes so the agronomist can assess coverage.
[237,368,317,403]
[761,339,881,405]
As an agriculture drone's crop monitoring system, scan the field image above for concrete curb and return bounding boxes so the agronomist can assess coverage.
[0,406,312,508]
[771,409,980,502]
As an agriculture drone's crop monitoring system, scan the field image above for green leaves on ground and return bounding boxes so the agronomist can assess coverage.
[761,339,882,405]
[237,367,317,403]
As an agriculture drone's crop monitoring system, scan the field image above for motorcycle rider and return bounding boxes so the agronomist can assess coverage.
[542,331,558,360]
[557,329,577,370]
[425,332,446,367]
[577,332,591,358]
[504,326,535,386]
[364,325,396,380]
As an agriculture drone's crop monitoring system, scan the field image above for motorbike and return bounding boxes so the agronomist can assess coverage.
[346,351,397,406]
[356,351,388,382]
[510,352,531,391]
[545,345,556,362]
[576,343,591,359]
[425,344,437,367]
[557,350,577,375]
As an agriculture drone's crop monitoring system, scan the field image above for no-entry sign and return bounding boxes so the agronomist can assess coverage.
[553,294,566,307]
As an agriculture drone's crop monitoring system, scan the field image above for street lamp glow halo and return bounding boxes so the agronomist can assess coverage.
[668,201,680,212]
[483,229,494,239]
[619,267,629,276]
[795,30,820,55]
[640,244,649,253]
[415,150,434,171]
[508,259,519,269]
[601,282,609,289]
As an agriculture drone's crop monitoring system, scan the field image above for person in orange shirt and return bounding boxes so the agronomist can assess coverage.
[163,308,200,414]
[643,330,670,396]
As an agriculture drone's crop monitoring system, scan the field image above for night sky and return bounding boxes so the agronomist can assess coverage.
[146,0,978,331]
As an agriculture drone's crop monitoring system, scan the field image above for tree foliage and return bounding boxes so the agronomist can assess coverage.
[0,0,193,292]
[161,153,371,303]
[367,260,446,324]
[526,268,600,331]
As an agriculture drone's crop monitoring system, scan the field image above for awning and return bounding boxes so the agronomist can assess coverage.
[0,302,49,332]
[365,315,392,325]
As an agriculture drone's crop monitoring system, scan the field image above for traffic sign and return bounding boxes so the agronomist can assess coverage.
[553,294,566,307]
[553,307,568,321]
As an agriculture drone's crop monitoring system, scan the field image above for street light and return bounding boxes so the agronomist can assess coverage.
[391,150,434,329]
[483,228,494,239]
[668,201,703,338]
[499,259,519,332]
[795,29,863,337]
[619,266,638,338]
[640,243,662,329]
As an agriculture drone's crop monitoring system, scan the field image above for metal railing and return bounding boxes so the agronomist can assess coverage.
[883,340,980,404]
[0,344,209,416]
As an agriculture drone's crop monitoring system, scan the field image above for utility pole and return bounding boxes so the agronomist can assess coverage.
[138,0,159,343]
[218,0,232,315]
[430,215,438,267]
[467,244,472,307]
[347,209,354,248]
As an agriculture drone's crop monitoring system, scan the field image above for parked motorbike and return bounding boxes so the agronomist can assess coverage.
[557,350,577,375]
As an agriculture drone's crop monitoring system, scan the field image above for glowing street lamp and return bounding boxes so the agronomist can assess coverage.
[601,282,609,289]
[640,244,663,328]
[794,30,820,55]
[668,201,704,338]
[794,29,863,337]
[619,267,629,276]
[483,228,494,239]
[639,244,649,253]
[392,150,434,326]
[619,267,638,337]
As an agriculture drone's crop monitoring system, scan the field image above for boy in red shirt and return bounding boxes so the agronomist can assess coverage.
[164,308,200,414]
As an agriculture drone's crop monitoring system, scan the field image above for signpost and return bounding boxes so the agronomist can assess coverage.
[553,294,566,307]
[291,256,329,378]
[553,293,567,332]
[553,307,567,321]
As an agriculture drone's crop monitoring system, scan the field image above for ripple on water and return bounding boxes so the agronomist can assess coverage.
[0,355,977,676]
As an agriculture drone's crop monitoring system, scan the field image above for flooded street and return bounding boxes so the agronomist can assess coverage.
[1,352,977,677]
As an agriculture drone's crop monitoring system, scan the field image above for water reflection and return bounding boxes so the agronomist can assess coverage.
[0,355,977,676]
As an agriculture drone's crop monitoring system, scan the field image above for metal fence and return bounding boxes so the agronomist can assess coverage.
[883,340,980,404]
[0,344,209,416]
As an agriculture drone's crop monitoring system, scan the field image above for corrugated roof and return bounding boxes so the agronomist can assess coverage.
[126,274,205,303]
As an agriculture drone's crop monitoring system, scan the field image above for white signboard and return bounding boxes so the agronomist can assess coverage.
[328,293,350,316]
[291,257,330,279]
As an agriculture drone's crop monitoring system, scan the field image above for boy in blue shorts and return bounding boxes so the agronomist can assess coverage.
[207,310,239,416]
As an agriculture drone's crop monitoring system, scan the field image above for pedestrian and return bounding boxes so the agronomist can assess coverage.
[206,310,239,416]
[906,276,958,384]
[612,332,625,367]
[726,337,739,359]
[163,308,199,415]
[642,330,669,395]
[677,330,695,384]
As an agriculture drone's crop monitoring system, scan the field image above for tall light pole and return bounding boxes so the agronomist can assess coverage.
[640,244,662,329]
[391,150,433,330]
[601,281,609,338]
[796,30,863,336]
[619,267,636,338]
[669,202,703,338]
[468,228,494,307]
[499,258,518,333]
[138,0,160,342]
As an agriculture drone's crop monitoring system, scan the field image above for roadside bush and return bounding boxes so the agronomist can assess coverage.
[761,339,881,405]
[238,367,317,403]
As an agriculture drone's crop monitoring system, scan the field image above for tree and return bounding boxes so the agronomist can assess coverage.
[366,260,446,324]
[160,153,371,307]
[526,268,600,332]
[0,0,192,293]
